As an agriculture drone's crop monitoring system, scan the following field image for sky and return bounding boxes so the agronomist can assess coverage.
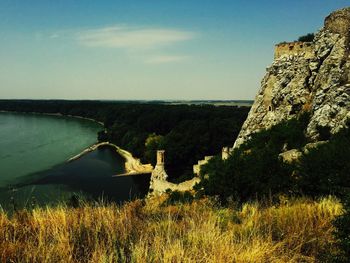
[0,1,349,100]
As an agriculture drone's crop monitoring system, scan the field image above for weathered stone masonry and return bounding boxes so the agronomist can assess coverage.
[274,41,314,60]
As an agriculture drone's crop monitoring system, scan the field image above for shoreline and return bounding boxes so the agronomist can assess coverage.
[0,110,105,126]
[0,110,153,176]
[68,142,153,176]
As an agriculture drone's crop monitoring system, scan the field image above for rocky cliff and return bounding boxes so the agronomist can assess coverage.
[234,7,350,149]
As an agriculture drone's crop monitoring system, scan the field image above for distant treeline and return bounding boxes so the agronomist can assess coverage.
[0,100,249,180]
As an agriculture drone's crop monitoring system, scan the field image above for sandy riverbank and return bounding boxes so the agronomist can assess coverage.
[68,142,153,176]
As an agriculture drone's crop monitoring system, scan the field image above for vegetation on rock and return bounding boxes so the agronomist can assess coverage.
[200,113,350,202]
[298,33,315,42]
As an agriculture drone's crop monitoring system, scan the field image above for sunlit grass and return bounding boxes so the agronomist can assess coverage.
[0,196,342,262]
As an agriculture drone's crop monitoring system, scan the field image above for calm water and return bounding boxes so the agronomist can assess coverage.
[0,112,150,210]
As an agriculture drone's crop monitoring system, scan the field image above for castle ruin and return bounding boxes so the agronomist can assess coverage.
[274,41,314,59]
[149,150,200,197]
[151,150,168,180]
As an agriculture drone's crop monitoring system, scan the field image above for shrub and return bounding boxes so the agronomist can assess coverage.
[297,128,350,196]
[316,124,331,140]
[200,113,350,202]
[298,33,315,42]
[333,194,350,262]
[200,114,310,202]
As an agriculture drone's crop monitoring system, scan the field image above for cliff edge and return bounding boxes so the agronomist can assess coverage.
[234,7,350,148]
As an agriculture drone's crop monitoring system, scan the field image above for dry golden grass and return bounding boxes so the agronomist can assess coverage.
[0,196,342,263]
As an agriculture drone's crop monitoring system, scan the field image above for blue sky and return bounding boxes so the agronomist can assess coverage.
[0,0,349,100]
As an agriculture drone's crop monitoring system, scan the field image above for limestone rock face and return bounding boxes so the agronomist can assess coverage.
[278,141,328,163]
[234,7,350,148]
[325,7,350,37]
[279,149,303,163]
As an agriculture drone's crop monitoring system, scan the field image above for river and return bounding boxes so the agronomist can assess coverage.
[0,112,150,211]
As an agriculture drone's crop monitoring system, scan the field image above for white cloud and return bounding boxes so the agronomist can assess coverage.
[77,26,195,50]
[49,33,59,39]
[145,55,190,64]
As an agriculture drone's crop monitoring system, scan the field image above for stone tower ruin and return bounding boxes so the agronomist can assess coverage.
[157,150,165,166]
[151,150,168,181]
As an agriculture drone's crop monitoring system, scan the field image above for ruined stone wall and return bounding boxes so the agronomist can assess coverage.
[149,177,201,197]
[149,150,200,196]
[193,155,213,175]
[274,41,315,59]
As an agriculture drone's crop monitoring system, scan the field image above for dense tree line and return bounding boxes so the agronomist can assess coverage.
[0,100,249,180]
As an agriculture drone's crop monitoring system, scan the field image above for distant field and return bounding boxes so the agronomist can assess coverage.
[153,100,254,107]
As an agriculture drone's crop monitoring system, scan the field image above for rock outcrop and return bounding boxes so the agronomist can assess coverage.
[278,141,328,163]
[233,7,350,149]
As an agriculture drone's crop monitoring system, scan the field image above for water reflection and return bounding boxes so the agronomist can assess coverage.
[0,147,150,211]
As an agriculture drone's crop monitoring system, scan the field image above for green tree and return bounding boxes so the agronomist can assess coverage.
[144,133,165,165]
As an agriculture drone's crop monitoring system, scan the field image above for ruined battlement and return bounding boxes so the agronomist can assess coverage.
[274,41,314,59]
[193,155,213,175]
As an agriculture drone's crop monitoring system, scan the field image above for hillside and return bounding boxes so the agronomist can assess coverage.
[0,196,341,262]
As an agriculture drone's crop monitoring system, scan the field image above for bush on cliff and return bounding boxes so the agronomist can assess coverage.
[200,113,310,202]
[298,33,315,42]
[200,112,350,202]
[296,128,350,197]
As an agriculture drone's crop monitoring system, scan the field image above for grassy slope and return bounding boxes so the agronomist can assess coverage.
[0,196,342,263]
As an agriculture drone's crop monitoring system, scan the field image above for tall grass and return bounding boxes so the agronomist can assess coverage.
[0,196,342,262]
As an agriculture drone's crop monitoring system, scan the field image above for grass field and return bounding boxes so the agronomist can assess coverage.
[0,196,342,262]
